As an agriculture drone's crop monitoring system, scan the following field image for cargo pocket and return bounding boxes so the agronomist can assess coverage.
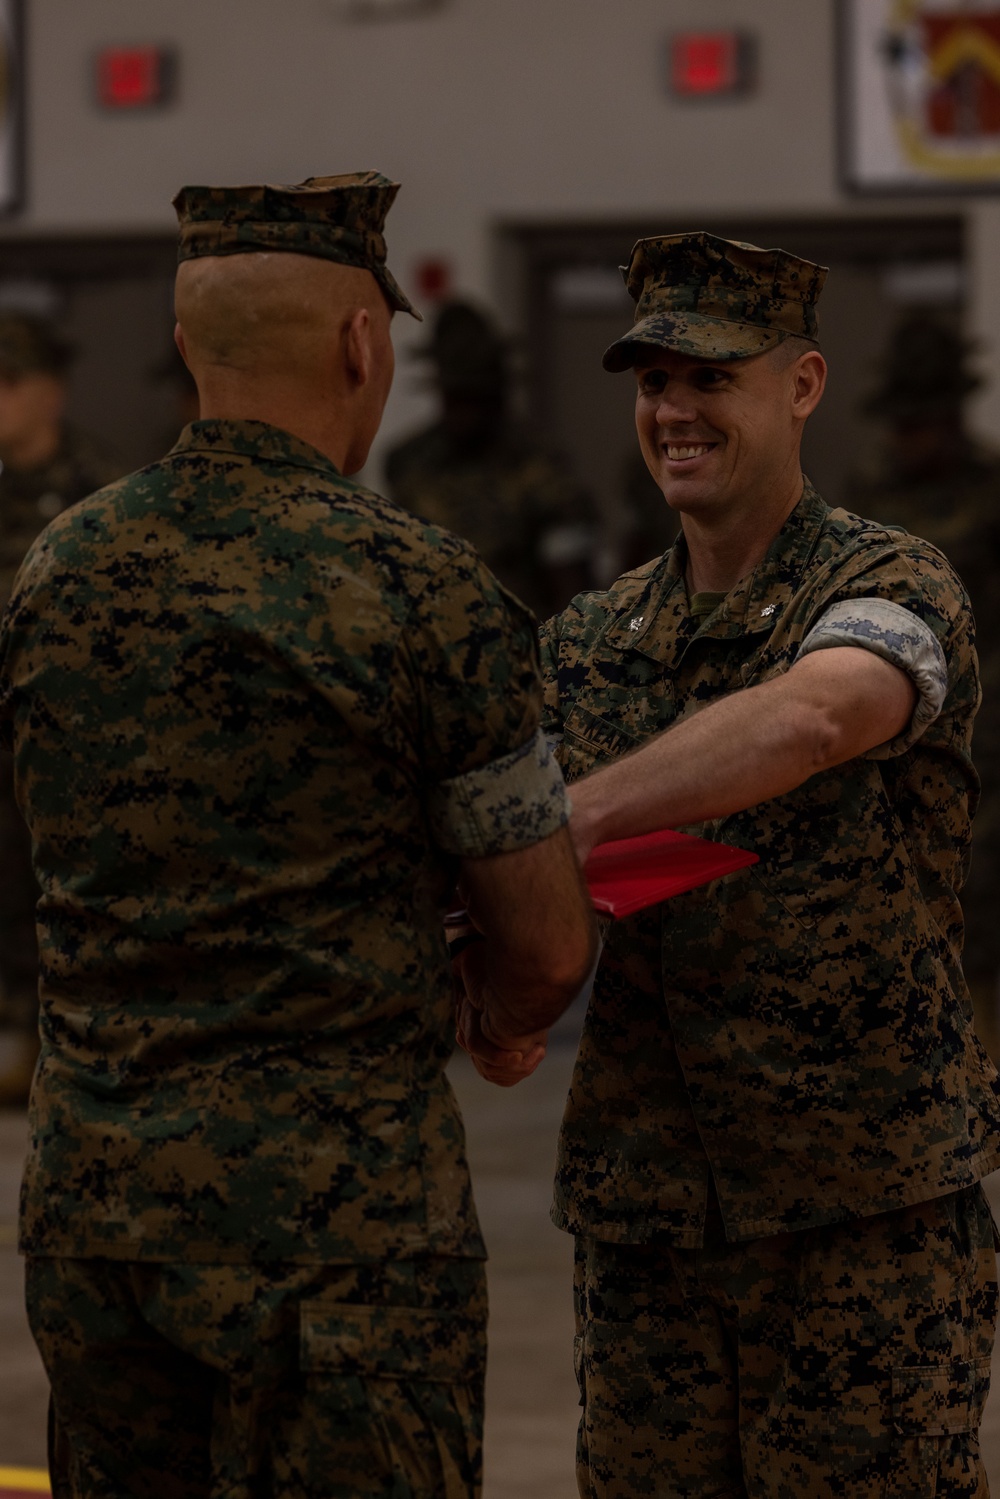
[300,1302,486,1499]
[559,705,642,784]
[885,1357,991,1498]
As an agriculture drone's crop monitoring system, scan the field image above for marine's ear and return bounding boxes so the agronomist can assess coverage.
[790,349,827,422]
[343,307,374,390]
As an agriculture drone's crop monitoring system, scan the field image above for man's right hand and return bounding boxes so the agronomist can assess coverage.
[455,993,548,1087]
[453,938,549,1087]
[457,823,596,1064]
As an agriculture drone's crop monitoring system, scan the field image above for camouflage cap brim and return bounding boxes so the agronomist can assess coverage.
[374,263,422,320]
[602,312,787,372]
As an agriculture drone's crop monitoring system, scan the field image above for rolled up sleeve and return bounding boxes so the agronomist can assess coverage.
[391,547,571,859]
[427,726,569,857]
[797,596,949,756]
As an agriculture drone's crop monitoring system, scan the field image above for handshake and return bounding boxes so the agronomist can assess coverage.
[445,825,756,1087]
[448,910,556,1088]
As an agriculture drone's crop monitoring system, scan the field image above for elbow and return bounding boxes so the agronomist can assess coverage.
[795,700,848,774]
[811,718,843,772]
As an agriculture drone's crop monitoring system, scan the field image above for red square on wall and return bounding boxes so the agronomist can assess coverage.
[670,32,754,98]
[97,48,175,110]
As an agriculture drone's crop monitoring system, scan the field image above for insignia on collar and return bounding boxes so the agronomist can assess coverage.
[628,616,644,631]
[760,604,776,618]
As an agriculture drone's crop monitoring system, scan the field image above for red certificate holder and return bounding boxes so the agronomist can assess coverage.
[584,828,757,919]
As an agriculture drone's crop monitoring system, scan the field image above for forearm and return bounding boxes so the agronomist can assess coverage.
[568,642,923,860]
[571,677,825,856]
[456,935,585,1040]
[459,824,598,1038]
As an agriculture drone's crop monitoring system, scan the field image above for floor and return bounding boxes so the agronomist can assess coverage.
[1,1019,1000,1497]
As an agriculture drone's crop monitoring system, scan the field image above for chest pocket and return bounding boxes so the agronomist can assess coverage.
[558,704,644,784]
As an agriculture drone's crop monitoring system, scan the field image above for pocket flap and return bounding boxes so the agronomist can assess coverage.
[300,1302,484,1384]
[560,705,642,779]
[891,1357,992,1436]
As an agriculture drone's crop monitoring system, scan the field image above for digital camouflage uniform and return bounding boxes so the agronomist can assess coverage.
[386,301,595,617]
[0,312,123,1052]
[542,233,1000,1498]
[0,178,570,1499]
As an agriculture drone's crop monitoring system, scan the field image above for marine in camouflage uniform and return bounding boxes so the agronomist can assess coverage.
[0,175,595,1499]
[385,300,596,617]
[847,315,1000,1027]
[537,235,1000,1497]
[0,314,122,1105]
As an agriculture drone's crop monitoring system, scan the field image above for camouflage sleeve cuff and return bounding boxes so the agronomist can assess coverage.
[797,597,948,754]
[427,727,570,857]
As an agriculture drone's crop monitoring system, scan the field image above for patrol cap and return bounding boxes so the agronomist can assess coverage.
[0,313,74,378]
[172,171,421,320]
[603,232,827,372]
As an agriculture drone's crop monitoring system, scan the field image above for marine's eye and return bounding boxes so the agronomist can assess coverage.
[694,367,730,388]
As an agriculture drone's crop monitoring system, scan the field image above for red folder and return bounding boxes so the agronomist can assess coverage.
[584,828,758,918]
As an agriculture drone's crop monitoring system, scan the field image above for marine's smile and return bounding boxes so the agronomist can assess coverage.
[663,440,718,466]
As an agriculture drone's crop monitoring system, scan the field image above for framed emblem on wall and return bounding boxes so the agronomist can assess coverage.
[0,0,23,214]
[840,0,1000,192]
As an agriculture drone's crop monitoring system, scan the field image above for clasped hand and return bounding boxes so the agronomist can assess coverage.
[449,924,548,1087]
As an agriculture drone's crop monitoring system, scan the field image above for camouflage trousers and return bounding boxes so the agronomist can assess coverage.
[25,1253,487,1499]
[573,1186,998,1498]
[0,746,40,1032]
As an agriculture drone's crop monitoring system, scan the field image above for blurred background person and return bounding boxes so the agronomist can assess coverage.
[385,299,596,618]
[0,312,122,1107]
[848,313,1000,1051]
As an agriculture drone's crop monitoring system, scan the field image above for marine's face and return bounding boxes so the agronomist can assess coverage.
[633,345,810,523]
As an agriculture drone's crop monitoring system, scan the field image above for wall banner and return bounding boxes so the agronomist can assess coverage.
[841,0,1000,192]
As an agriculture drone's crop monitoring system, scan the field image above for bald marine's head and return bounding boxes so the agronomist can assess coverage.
[170,172,419,472]
[174,251,395,474]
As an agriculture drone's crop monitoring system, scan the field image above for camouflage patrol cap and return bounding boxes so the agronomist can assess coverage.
[603,232,827,372]
[0,313,74,378]
[172,171,421,319]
